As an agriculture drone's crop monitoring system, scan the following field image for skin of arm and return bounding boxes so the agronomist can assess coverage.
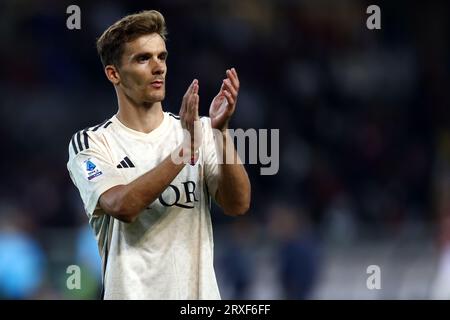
[210,68,251,216]
[214,130,251,216]
[99,80,201,223]
[99,152,186,223]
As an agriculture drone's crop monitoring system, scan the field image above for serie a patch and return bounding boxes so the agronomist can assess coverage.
[83,158,103,181]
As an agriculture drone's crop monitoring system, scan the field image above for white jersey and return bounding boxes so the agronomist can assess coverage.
[67,111,221,300]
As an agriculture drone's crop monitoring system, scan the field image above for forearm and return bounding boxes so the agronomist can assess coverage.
[215,130,251,216]
[101,79,202,223]
[100,145,188,222]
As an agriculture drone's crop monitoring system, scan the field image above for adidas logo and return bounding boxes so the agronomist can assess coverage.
[117,156,135,169]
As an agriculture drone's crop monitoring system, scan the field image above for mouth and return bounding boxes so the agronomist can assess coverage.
[150,80,164,89]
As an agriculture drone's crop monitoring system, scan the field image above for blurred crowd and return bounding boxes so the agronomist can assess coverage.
[1,0,450,299]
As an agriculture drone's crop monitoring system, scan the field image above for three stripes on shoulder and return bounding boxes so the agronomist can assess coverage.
[70,120,112,155]
[70,120,136,169]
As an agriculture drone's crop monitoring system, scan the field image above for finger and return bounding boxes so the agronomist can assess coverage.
[188,88,196,114]
[192,81,199,95]
[187,83,199,123]
[185,93,193,124]
[189,93,199,151]
[192,83,199,120]
[223,90,235,107]
[193,93,199,120]
[223,79,238,98]
[190,83,199,116]
[180,91,188,117]
[182,79,195,101]
[215,82,225,97]
[189,79,198,93]
[181,80,197,118]
[226,68,240,89]
[183,94,191,121]
[189,83,198,100]
[183,79,198,108]
[231,67,239,81]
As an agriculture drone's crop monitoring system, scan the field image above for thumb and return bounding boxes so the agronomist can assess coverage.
[217,82,225,96]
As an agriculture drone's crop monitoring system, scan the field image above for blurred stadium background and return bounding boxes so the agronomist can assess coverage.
[1,0,450,299]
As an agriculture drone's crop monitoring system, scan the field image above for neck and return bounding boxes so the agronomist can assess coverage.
[116,92,164,134]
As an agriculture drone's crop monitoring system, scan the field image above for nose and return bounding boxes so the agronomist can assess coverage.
[152,59,165,76]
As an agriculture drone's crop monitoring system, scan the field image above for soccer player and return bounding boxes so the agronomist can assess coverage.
[67,10,251,299]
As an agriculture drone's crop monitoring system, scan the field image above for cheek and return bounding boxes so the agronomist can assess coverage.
[122,68,148,87]
[134,71,149,87]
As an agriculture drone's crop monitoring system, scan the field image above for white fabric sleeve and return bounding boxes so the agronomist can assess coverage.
[201,117,220,202]
[67,134,127,218]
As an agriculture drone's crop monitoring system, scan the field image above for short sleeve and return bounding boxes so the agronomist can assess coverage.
[67,132,127,217]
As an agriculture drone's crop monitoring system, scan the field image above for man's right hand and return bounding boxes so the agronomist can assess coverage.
[177,79,202,164]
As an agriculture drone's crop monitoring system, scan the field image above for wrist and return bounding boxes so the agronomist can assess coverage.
[217,119,229,134]
[173,143,200,165]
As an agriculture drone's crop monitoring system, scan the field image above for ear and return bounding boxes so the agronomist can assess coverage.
[105,65,120,85]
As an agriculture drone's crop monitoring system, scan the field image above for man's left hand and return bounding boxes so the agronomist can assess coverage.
[209,68,240,132]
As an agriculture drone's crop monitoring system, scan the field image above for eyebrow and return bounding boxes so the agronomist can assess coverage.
[130,50,168,61]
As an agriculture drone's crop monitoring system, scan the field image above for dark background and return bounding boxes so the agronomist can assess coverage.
[1,0,450,299]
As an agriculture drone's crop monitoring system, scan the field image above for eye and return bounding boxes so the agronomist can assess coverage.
[137,54,150,63]
[159,53,168,61]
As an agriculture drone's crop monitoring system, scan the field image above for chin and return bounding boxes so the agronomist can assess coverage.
[155,93,165,102]
[145,92,165,103]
